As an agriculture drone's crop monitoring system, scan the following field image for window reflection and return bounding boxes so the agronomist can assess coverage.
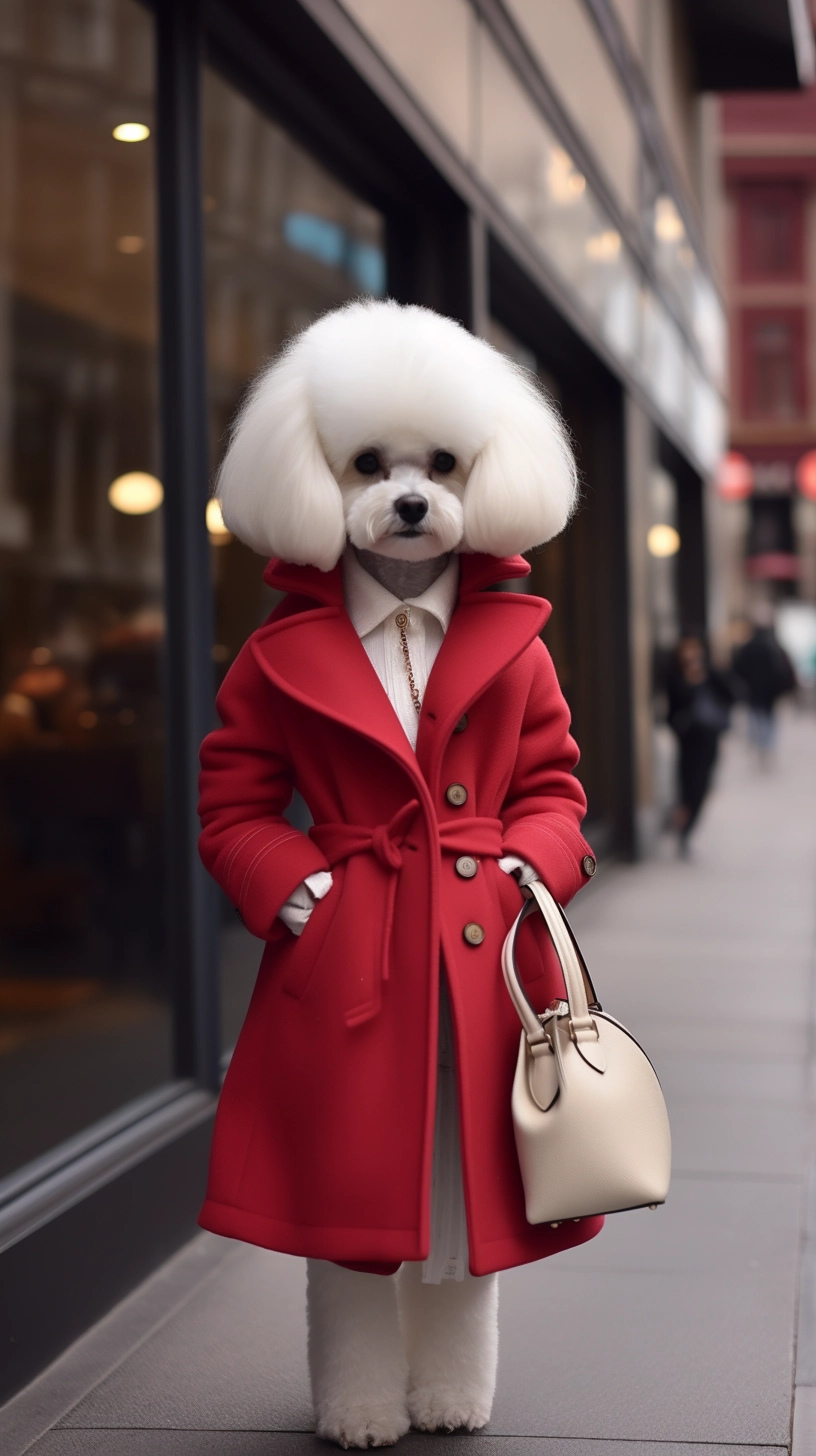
[0,0,171,1180]
[477,29,640,365]
[202,68,386,1051]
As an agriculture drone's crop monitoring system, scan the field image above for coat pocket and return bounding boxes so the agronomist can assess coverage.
[280,871,343,1000]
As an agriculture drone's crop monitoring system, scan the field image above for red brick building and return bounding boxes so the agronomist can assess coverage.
[720,86,816,604]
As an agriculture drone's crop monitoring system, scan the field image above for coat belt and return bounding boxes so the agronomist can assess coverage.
[309,804,505,1028]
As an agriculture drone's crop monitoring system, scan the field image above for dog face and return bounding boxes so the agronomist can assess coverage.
[217,300,577,571]
[338,439,469,561]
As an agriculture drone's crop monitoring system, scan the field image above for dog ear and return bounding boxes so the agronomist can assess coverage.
[216,347,346,571]
[462,369,577,557]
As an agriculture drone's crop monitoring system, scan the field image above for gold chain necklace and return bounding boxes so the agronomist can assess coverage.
[394,611,422,716]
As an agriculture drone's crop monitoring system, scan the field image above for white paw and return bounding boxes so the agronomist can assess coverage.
[407,1385,492,1432]
[315,1401,411,1449]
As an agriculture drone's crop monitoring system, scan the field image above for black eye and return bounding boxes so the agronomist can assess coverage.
[433,450,456,474]
[354,451,380,475]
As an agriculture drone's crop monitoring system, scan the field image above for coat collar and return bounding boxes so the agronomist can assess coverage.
[253,552,548,784]
[341,548,460,640]
[262,551,532,605]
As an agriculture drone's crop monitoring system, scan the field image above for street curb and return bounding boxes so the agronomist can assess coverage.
[792,1109,816,1453]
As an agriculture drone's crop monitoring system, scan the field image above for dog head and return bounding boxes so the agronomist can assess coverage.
[217,299,577,571]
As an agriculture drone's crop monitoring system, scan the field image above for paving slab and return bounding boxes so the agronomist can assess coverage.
[57,1248,312,1434]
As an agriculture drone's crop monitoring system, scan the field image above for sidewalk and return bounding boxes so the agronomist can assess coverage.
[3,708,816,1456]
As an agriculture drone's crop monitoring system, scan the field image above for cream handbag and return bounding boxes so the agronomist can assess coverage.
[501,878,671,1225]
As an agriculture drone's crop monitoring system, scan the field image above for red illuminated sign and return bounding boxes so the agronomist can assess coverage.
[795,450,816,500]
[716,451,754,500]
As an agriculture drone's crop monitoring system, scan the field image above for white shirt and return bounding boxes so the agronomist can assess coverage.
[342,546,459,749]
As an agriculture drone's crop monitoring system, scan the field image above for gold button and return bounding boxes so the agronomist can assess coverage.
[453,714,468,733]
[455,855,478,879]
[446,783,468,807]
[582,854,597,877]
[463,922,485,946]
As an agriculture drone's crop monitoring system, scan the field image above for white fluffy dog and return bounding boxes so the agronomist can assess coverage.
[218,299,575,572]
[216,300,576,1448]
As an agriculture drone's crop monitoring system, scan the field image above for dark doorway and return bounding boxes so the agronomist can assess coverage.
[658,433,707,637]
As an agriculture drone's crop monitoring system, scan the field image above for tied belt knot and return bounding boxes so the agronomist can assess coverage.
[309,804,504,1028]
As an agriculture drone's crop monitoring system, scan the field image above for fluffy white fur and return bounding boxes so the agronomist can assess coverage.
[217,299,576,569]
[307,1261,410,1449]
[307,1259,499,1447]
[399,1263,499,1433]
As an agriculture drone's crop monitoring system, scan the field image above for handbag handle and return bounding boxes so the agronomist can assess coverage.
[502,879,599,1045]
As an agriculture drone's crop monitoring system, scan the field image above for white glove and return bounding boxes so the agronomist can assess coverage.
[498,856,540,887]
[278,870,333,936]
[279,859,535,937]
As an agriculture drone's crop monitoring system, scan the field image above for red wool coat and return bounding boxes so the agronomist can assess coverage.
[197,552,603,1274]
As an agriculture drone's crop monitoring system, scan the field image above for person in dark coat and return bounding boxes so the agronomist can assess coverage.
[666,636,735,852]
[733,622,796,759]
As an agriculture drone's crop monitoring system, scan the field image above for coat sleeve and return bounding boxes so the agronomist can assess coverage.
[500,639,595,906]
[198,641,329,940]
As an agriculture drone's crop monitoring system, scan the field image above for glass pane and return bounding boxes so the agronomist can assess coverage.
[477,28,640,366]
[340,0,475,158]
[202,67,386,1053]
[0,0,171,1179]
[505,0,639,213]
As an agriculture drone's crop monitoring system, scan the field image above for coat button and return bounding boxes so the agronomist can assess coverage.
[446,783,468,807]
[463,922,485,945]
[582,854,597,877]
[453,714,468,733]
[455,855,478,879]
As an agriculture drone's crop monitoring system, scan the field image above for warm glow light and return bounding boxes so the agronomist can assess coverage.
[206,498,232,544]
[647,524,681,558]
[655,196,685,243]
[116,235,145,254]
[112,122,150,142]
[108,472,163,515]
[547,146,586,205]
[585,229,621,261]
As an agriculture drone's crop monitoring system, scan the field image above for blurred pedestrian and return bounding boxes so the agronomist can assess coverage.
[666,636,735,854]
[733,615,797,761]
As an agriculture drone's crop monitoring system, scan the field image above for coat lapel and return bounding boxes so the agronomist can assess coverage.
[253,562,420,778]
[417,558,551,769]
[253,554,551,780]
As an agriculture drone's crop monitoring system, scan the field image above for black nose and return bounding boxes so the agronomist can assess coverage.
[396,495,428,526]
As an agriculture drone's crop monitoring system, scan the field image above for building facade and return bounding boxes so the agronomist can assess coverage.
[717,79,816,627]
[0,0,806,1398]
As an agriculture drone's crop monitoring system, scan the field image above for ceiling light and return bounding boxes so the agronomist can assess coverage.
[113,122,150,142]
[206,498,232,544]
[116,235,145,254]
[108,472,163,515]
[585,229,621,261]
[647,524,680,558]
[654,196,684,243]
[547,146,586,206]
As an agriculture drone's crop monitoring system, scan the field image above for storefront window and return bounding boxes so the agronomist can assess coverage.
[0,0,171,1179]
[201,68,386,1051]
